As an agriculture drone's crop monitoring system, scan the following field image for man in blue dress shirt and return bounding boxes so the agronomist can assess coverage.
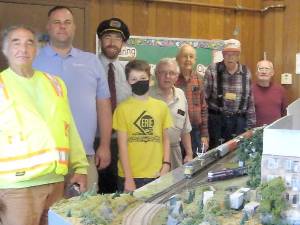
[33,6,112,191]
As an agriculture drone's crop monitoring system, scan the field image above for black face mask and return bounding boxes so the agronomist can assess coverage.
[131,80,149,96]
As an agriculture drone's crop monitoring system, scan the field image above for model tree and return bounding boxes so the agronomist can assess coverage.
[259,177,287,224]
[247,152,261,188]
[202,197,222,225]
[236,128,264,188]
[236,128,263,161]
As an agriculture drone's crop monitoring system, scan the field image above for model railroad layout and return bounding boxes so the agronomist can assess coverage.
[122,151,240,225]
[122,130,254,225]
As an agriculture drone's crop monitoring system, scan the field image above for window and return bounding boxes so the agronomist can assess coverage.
[293,195,298,204]
[286,193,290,201]
[267,158,278,170]
[285,176,292,187]
[292,177,298,191]
[267,174,278,181]
[285,159,293,171]
[293,161,300,173]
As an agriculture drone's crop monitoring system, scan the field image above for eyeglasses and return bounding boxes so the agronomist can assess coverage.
[257,67,272,72]
[157,70,178,77]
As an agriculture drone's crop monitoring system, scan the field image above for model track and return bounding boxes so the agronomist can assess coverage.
[122,152,237,225]
[147,151,236,204]
[122,203,164,225]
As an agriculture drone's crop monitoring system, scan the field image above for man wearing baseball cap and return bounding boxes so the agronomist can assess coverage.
[204,39,256,148]
[96,18,132,193]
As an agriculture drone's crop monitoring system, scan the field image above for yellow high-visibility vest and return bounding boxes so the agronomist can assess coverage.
[0,69,71,183]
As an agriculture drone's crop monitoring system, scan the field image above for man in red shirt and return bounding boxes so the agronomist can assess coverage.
[252,60,288,126]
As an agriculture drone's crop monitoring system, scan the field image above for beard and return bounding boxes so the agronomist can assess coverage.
[101,45,121,60]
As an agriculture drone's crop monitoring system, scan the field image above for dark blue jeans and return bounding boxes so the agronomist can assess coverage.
[117,177,155,192]
[191,126,202,157]
[208,113,247,149]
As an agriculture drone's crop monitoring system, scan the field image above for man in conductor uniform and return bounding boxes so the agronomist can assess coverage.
[96,18,132,193]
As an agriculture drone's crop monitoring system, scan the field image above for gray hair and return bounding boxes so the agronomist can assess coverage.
[256,60,274,69]
[1,25,37,55]
[176,43,196,58]
[155,57,180,75]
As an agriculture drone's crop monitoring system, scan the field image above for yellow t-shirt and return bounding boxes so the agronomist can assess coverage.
[113,96,173,178]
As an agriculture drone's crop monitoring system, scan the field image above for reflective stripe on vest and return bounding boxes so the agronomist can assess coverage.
[0,148,69,174]
[0,71,70,182]
[0,76,9,101]
[57,147,69,164]
[43,73,64,97]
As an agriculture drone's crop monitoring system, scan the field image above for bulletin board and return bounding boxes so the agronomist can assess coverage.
[96,35,225,74]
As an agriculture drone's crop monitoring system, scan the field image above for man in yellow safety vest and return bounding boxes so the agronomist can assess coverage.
[0,25,88,225]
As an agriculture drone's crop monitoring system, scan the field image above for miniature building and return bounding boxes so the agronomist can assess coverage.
[285,209,300,225]
[203,191,214,205]
[167,201,184,225]
[243,201,260,217]
[230,192,244,209]
[166,194,184,225]
[261,99,300,223]
[237,187,251,202]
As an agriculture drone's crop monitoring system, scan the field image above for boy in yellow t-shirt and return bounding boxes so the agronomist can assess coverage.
[113,59,173,192]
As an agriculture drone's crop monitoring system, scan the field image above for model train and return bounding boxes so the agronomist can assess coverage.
[184,129,256,179]
[207,166,248,182]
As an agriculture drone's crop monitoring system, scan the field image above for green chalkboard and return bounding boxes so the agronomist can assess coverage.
[134,45,211,66]
[119,36,225,68]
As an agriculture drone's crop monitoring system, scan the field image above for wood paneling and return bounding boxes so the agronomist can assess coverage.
[91,0,263,73]
[0,0,89,69]
[263,0,298,102]
[90,0,299,101]
[1,0,298,102]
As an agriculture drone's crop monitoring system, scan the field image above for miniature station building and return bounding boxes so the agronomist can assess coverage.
[261,99,300,224]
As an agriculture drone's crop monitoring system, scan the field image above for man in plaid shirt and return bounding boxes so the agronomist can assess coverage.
[204,39,256,148]
[175,44,209,155]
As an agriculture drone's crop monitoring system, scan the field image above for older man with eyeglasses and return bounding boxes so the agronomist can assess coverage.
[252,60,288,126]
[150,58,193,170]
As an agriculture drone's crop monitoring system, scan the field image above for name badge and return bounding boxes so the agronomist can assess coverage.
[224,92,237,100]
[177,109,185,116]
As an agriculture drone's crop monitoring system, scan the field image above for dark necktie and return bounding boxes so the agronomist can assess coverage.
[108,63,117,112]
